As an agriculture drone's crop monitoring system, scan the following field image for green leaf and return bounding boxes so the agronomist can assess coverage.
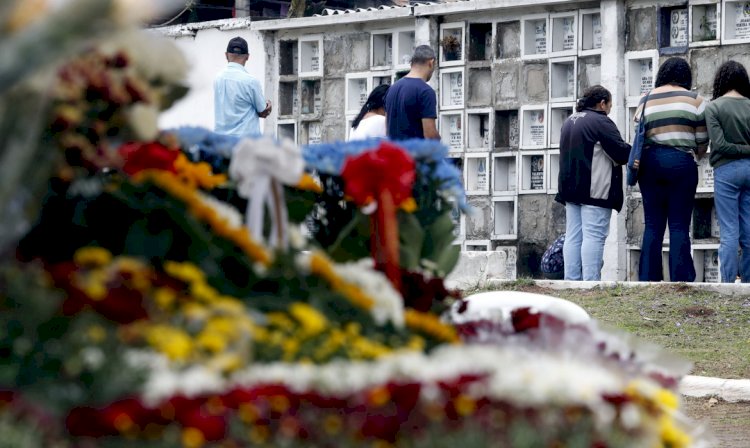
[398,212,425,271]
[422,210,456,261]
[434,244,461,277]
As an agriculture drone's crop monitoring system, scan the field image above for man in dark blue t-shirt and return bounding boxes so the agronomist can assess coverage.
[384,45,440,140]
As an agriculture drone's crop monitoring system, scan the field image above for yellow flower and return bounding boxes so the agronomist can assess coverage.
[195,331,227,353]
[282,338,300,361]
[309,252,376,311]
[368,386,390,407]
[175,154,228,190]
[404,309,460,343]
[266,312,295,331]
[207,353,243,372]
[74,247,112,267]
[289,302,328,337]
[323,415,343,435]
[654,389,679,411]
[153,287,177,310]
[146,325,193,361]
[399,197,417,213]
[205,316,240,338]
[214,297,246,315]
[87,325,107,343]
[164,261,205,284]
[659,415,692,448]
[182,303,210,321]
[190,280,219,303]
[295,173,323,193]
[181,427,205,448]
[454,394,476,416]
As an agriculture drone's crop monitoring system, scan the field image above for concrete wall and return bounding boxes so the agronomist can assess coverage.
[157,23,267,132]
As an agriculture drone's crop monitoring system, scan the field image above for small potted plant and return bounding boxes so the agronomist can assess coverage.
[440,34,461,61]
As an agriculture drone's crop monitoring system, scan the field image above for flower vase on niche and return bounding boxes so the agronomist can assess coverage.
[441,33,461,61]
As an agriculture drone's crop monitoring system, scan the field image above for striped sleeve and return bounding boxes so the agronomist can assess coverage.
[643,91,708,150]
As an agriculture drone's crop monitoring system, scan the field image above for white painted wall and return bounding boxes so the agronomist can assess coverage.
[158,27,266,131]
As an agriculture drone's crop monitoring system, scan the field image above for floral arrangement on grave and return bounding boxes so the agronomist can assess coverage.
[0,1,704,447]
[440,34,462,60]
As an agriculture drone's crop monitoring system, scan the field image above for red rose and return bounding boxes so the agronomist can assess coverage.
[118,142,180,176]
[341,142,415,207]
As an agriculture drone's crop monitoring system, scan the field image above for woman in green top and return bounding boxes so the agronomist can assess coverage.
[705,60,750,283]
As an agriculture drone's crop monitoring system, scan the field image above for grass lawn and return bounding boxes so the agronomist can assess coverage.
[485,281,750,379]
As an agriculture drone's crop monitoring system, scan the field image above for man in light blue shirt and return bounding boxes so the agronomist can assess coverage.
[214,37,272,138]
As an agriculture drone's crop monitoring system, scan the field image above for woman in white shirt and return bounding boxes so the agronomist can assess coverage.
[348,84,389,141]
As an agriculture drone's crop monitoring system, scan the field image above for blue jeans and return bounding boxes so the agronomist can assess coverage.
[563,203,611,281]
[638,146,698,282]
[713,159,750,283]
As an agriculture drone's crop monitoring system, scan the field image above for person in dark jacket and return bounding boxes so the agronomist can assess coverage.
[556,85,631,281]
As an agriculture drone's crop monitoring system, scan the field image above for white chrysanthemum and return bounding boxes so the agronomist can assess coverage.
[197,193,244,230]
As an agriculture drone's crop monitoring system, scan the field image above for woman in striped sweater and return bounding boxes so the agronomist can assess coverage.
[636,57,708,282]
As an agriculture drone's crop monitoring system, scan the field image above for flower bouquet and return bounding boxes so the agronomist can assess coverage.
[0,2,706,447]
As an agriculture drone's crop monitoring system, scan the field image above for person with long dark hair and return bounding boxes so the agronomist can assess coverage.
[348,84,389,141]
[635,57,708,282]
[706,60,750,282]
[556,85,631,280]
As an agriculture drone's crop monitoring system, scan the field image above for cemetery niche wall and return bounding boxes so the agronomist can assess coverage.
[257,0,747,281]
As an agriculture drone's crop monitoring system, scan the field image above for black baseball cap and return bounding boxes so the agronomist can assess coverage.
[227,37,248,55]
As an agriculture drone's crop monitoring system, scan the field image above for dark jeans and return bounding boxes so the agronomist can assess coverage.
[638,146,698,282]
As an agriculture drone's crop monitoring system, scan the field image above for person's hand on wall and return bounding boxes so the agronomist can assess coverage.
[259,100,272,118]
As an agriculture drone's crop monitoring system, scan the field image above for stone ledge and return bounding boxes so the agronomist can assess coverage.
[483,279,750,296]
[680,376,750,403]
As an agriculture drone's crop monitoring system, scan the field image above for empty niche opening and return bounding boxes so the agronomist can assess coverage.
[628,57,654,97]
[395,70,409,81]
[523,18,547,56]
[441,113,463,151]
[373,74,391,87]
[550,59,576,101]
[658,6,689,50]
[692,198,719,240]
[467,68,492,107]
[441,70,464,108]
[551,14,576,53]
[521,154,545,191]
[548,153,560,191]
[468,23,493,61]
[580,12,602,51]
[494,200,515,236]
[441,26,464,62]
[447,157,464,182]
[466,157,489,192]
[578,55,601,94]
[493,156,516,193]
[279,40,298,76]
[301,79,322,115]
[494,110,519,149]
[278,123,296,142]
[372,33,393,67]
[549,106,573,147]
[396,30,415,66]
[521,108,546,148]
[278,81,297,116]
[465,244,488,251]
[300,39,321,73]
[496,21,521,59]
[467,112,491,149]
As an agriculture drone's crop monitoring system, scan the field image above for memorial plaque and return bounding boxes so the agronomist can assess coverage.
[562,17,575,51]
[704,250,719,282]
[639,59,653,95]
[735,2,750,39]
[475,159,488,191]
[450,72,463,106]
[699,158,714,189]
[592,14,602,49]
[529,110,545,146]
[669,9,688,47]
[534,21,547,54]
[308,123,322,145]
[310,44,320,72]
[449,115,462,150]
[482,116,490,148]
[292,84,299,115]
[530,155,544,190]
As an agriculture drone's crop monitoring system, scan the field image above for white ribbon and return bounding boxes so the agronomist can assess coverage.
[229,137,305,249]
